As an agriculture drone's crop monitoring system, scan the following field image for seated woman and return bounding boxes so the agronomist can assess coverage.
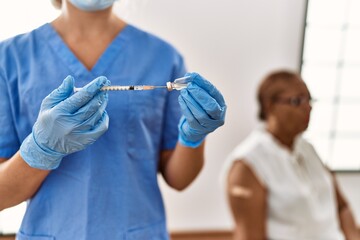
[223,70,360,240]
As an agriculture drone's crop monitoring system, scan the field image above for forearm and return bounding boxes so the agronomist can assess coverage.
[339,205,360,240]
[0,151,50,210]
[331,172,360,240]
[161,141,205,191]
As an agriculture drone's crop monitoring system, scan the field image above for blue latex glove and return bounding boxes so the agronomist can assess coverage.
[178,72,226,148]
[20,75,110,170]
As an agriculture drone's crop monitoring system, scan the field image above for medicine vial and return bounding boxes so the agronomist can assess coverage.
[166,76,192,91]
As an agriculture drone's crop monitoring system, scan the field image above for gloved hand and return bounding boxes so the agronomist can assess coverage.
[178,72,226,148]
[20,75,110,170]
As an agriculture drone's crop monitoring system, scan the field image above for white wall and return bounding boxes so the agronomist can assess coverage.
[0,0,359,233]
[115,0,360,231]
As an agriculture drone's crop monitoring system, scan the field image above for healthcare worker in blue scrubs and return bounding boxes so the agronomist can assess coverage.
[0,0,226,239]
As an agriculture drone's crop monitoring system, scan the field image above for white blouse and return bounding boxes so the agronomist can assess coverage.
[222,128,345,240]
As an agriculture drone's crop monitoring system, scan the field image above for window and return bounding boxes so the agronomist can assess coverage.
[301,0,360,170]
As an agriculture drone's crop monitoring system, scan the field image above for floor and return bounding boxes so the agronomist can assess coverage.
[0,236,14,240]
[0,231,233,240]
[171,231,233,240]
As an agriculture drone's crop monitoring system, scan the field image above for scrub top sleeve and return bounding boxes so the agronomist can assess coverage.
[161,55,187,150]
[0,68,20,158]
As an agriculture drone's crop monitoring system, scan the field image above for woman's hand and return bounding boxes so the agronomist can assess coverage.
[20,75,110,170]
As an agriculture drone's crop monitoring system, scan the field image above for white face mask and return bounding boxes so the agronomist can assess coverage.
[69,0,118,12]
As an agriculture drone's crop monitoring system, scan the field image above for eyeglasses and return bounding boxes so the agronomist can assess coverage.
[273,96,316,107]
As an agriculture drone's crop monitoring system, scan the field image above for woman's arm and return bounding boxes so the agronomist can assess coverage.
[158,73,225,191]
[0,77,110,211]
[159,142,204,191]
[227,160,267,240]
[0,152,50,210]
[332,174,360,240]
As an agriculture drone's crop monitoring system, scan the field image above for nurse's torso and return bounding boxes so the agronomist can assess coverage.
[0,23,184,240]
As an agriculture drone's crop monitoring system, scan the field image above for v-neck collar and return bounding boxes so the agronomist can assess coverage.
[41,22,133,80]
[259,126,302,158]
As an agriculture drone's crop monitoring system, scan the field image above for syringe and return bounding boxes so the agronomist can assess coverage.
[73,76,192,92]
[74,85,166,92]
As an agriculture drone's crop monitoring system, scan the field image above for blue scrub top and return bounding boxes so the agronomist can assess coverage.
[0,23,186,240]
